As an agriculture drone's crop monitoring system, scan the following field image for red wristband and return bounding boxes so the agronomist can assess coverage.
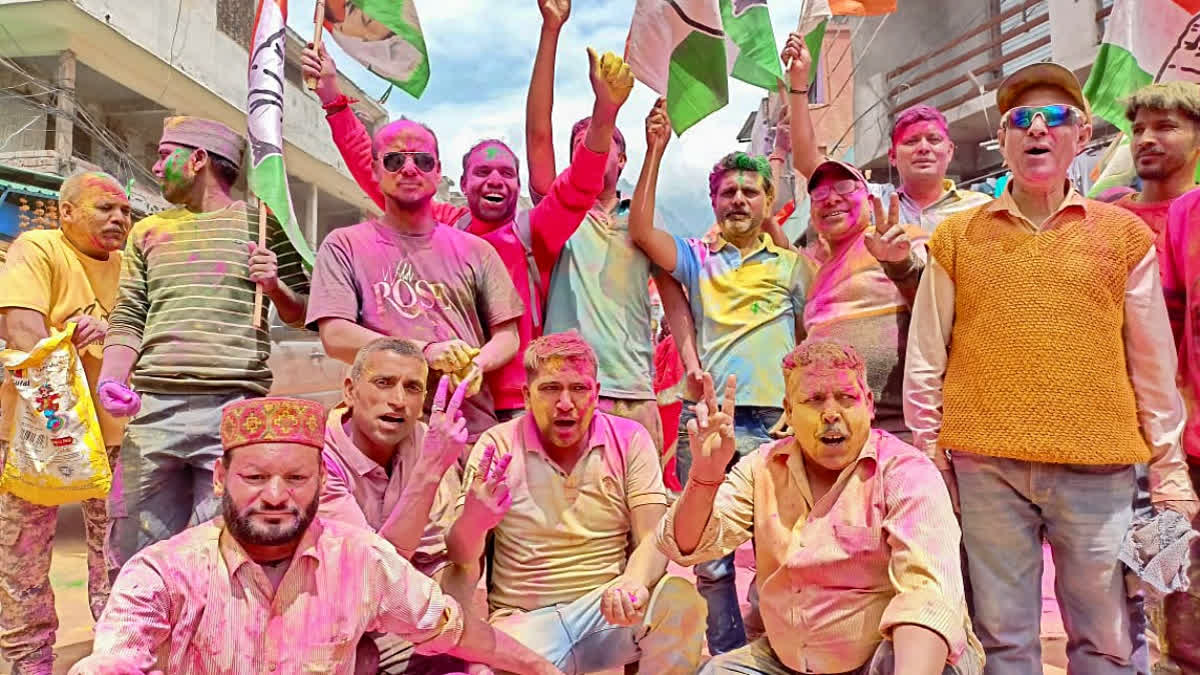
[321,94,358,114]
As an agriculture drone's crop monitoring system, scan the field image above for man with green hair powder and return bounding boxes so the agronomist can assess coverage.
[628,97,813,654]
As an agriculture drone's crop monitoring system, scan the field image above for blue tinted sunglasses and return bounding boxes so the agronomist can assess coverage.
[1002,104,1085,130]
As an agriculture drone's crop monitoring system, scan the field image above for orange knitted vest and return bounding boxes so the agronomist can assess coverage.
[926,200,1153,465]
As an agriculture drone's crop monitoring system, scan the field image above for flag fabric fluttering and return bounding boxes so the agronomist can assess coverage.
[626,0,783,134]
[324,0,431,99]
[796,0,833,88]
[1083,0,1200,132]
[247,0,315,269]
[829,0,895,15]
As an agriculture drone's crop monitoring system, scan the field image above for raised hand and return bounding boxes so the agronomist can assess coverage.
[863,193,913,263]
[300,43,339,105]
[587,47,635,113]
[461,445,514,535]
[69,315,108,349]
[539,0,571,30]
[773,103,792,154]
[780,32,812,91]
[645,97,671,154]
[685,373,737,484]
[423,376,471,473]
[247,241,280,293]
[601,576,650,626]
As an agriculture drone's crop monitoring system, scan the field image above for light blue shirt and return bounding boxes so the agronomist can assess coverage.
[545,201,654,399]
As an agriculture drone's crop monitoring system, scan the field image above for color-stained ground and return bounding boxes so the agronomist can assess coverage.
[1,505,1075,674]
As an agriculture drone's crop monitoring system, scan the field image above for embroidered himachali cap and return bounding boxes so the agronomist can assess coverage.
[161,116,247,169]
[220,397,325,452]
[995,61,1091,118]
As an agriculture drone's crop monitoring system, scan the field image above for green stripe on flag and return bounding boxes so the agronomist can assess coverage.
[249,154,315,268]
[667,31,730,134]
[1083,42,1153,133]
[805,19,828,87]
[721,0,783,90]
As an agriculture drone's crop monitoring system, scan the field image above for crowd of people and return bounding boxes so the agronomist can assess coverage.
[0,2,1198,674]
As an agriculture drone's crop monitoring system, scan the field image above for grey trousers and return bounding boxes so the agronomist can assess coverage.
[107,390,250,578]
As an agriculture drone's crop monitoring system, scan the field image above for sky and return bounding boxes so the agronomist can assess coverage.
[285,0,816,237]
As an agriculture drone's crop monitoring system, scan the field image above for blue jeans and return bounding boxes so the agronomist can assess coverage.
[1127,464,1152,675]
[675,403,782,656]
[953,453,1136,675]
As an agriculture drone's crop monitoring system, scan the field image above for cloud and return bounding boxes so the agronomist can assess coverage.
[288,0,808,237]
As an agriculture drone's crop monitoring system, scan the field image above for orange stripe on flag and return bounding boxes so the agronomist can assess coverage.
[830,0,895,15]
[1172,0,1200,13]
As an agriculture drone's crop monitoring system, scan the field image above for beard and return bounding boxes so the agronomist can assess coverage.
[223,491,319,548]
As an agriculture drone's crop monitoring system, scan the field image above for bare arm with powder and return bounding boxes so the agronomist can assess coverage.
[781,34,823,180]
[600,503,670,626]
[526,0,571,198]
[629,98,680,272]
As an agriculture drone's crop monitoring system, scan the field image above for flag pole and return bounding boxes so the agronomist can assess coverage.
[305,0,327,90]
[252,205,268,328]
[785,0,814,71]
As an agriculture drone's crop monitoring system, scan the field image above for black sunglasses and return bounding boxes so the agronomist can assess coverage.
[381,151,437,173]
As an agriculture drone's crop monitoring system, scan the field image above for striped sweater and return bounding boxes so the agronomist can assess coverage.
[105,202,309,394]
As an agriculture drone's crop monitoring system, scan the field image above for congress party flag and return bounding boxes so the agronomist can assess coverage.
[247,0,315,268]
[626,0,784,134]
[324,0,431,99]
[1084,0,1200,132]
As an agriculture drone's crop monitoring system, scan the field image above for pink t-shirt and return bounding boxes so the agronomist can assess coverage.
[306,221,523,441]
[1115,193,1172,282]
[323,105,609,411]
[1165,189,1200,460]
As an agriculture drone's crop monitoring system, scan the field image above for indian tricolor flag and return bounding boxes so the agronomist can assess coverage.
[1084,0,1200,131]
[626,0,783,134]
[247,0,315,268]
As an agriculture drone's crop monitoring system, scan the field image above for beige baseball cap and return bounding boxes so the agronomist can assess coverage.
[995,62,1091,117]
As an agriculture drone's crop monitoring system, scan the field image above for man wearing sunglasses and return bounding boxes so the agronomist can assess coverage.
[905,62,1198,675]
[302,42,633,427]
[783,34,990,236]
[306,115,525,446]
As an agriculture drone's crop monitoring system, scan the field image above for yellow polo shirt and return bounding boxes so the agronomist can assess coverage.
[462,412,668,615]
[0,229,124,445]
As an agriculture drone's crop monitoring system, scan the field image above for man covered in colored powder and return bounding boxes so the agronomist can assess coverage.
[445,332,705,674]
[1104,81,1200,674]
[905,62,1199,674]
[96,117,310,572]
[793,156,927,442]
[68,397,563,675]
[305,116,523,444]
[1114,82,1200,326]
[301,38,635,423]
[1160,187,1200,672]
[525,0,694,457]
[0,171,132,675]
[660,341,981,674]
[785,37,990,236]
[318,338,474,673]
[629,97,813,654]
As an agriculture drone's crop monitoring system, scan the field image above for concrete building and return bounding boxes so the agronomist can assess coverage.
[848,0,1118,190]
[0,0,388,252]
